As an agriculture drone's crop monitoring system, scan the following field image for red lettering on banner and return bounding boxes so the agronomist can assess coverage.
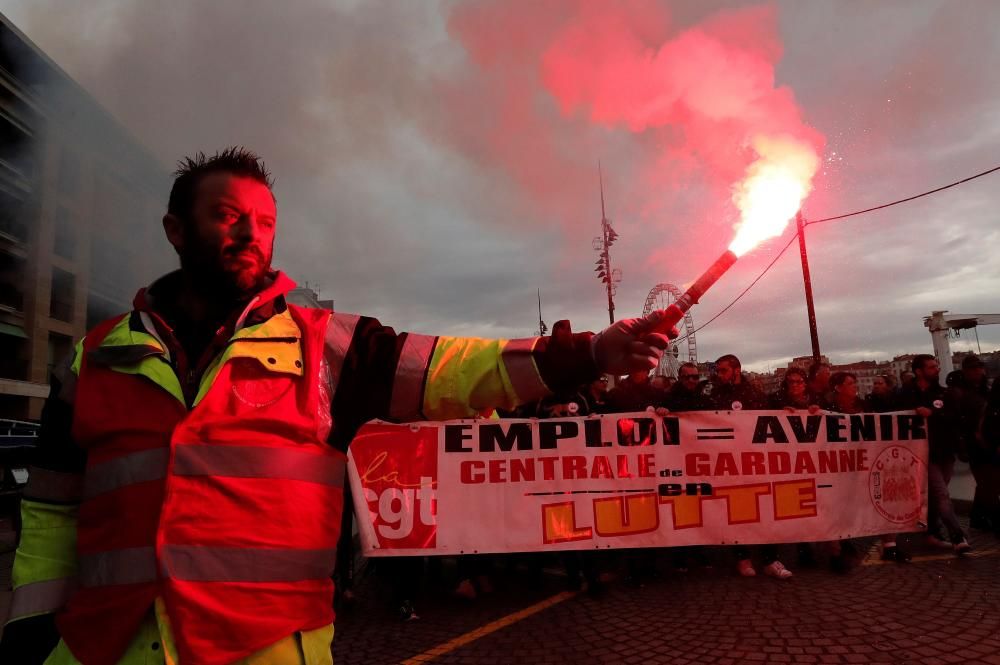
[461,461,485,484]
[767,451,791,474]
[839,450,855,471]
[638,453,655,478]
[819,451,838,473]
[686,453,710,475]
[352,423,438,550]
[615,455,634,478]
[773,479,818,520]
[542,501,593,544]
[715,453,739,475]
[539,456,558,480]
[741,452,766,475]
[510,457,535,482]
[793,451,817,474]
[563,455,587,479]
[591,456,614,479]
[594,493,659,536]
[488,459,507,482]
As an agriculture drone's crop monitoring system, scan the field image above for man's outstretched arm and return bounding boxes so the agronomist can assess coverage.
[327,310,673,433]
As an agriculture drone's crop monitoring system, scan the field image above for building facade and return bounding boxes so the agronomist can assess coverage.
[0,13,172,420]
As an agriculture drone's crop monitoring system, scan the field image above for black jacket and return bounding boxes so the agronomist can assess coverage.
[896,379,961,464]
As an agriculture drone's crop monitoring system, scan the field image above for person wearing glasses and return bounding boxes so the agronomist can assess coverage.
[665,362,709,412]
[770,367,820,412]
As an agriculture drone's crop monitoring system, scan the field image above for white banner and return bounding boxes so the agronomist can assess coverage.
[347,411,929,556]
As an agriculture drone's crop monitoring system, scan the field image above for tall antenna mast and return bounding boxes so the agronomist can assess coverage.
[537,288,547,336]
[593,163,621,325]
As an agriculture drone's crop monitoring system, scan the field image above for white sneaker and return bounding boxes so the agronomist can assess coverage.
[737,559,756,577]
[953,539,972,555]
[763,561,793,579]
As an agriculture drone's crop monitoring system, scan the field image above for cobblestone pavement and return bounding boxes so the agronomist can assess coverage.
[2,522,998,664]
[333,526,1000,665]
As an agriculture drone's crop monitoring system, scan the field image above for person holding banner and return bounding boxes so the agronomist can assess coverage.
[0,148,676,665]
[825,372,911,565]
[705,354,767,412]
[769,367,820,413]
[705,354,791,579]
[897,355,971,555]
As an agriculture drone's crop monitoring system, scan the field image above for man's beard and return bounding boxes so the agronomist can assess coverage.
[180,243,272,301]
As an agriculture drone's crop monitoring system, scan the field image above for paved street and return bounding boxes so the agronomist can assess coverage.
[332,526,1000,665]
[3,516,998,664]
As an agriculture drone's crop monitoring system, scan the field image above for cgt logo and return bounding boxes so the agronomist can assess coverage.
[351,425,439,549]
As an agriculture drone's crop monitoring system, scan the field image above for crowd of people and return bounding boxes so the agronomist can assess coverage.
[352,352,1000,621]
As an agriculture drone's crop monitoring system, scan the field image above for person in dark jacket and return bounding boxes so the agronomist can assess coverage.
[826,372,910,565]
[770,367,820,411]
[704,354,766,411]
[606,369,662,412]
[897,355,971,554]
[808,361,832,406]
[705,355,789,578]
[865,374,897,413]
[665,362,710,412]
[980,378,1000,534]
[660,362,711,571]
[949,355,994,530]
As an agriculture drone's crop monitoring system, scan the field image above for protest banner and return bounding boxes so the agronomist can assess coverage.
[346,411,928,556]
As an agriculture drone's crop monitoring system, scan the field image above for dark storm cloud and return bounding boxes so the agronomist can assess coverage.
[2,0,998,366]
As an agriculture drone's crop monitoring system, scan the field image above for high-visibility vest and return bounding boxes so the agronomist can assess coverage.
[58,303,344,665]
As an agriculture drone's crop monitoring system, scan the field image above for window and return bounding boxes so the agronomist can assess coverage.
[49,267,75,322]
[0,112,34,183]
[0,330,28,380]
[0,250,25,311]
[57,147,79,198]
[0,187,28,242]
[53,206,75,259]
[47,332,73,380]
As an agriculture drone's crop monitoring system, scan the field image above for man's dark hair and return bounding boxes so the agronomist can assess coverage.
[829,371,856,390]
[781,367,807,391]
[678,361,699,373]
[715,354,741,370]
[168,147,274,221]
[912,354,936,373]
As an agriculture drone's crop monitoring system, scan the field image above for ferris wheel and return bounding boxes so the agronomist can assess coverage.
[642,283,698,378]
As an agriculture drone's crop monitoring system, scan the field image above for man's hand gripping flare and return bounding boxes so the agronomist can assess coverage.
[593,310,679,376]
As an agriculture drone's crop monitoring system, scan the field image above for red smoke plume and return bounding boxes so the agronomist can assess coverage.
[440,1,824,265]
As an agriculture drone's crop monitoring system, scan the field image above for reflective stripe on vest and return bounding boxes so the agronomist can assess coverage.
[82,444,345,500]
[172,444,345,486]
[389,333,437,420]
[24,467,84,503]
[500,338,548,400]
[6,577,78,621]
[79,547,158,587]
[83,449,169,499]
[324,312,360,385]
[79,546,337,586]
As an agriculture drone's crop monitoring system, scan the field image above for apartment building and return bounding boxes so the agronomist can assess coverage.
[0,13,171,419]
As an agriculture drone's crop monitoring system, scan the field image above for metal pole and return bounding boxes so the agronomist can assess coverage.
[599,165,615,325]
[536,288,546,336]
[796,211,822,362]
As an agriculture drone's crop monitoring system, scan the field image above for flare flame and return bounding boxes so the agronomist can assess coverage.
[728,136,820,257]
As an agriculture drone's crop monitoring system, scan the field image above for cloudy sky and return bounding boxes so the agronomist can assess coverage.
[3,0,998,371]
